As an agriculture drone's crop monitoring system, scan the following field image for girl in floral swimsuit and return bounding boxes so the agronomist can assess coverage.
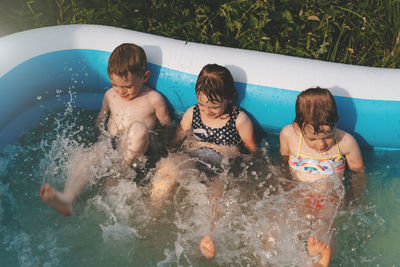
[280,87,365,267]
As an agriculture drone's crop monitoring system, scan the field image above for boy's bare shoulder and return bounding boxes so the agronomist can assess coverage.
[144,87,167,104]
[104,88,115,97]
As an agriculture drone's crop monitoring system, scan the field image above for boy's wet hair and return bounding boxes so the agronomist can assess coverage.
[294,87,338,134]
[195,64,237,103]
[107,43,147,78]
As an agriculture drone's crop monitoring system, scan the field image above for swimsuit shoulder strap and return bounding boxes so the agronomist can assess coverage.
[191,104,202,127]
[228,106,241,126]
[334,136,345,158]
[297,133,303,154]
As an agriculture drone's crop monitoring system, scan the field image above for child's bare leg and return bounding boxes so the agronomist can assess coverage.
[119,121,150,170]
[40,151,94,216]
[40,122,150,216]
[199,177,224,259]
[150,154,196,206]
[307,191,338,258]
[207,178,224,232]
[150,160,177,202]
[40,184,73,216]
[307,236,331,267]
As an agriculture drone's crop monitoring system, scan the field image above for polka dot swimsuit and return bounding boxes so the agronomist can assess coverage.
[191,104,242,146]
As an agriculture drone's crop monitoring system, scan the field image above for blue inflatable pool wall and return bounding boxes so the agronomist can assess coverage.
[0,25,399,150]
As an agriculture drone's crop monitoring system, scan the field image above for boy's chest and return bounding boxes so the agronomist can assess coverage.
[108,96,155,121]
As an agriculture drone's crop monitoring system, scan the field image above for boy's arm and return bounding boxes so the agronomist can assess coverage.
[173,107,193,146]
[236,112,257,153]
[153,93,171,127]
[96,93,110,127]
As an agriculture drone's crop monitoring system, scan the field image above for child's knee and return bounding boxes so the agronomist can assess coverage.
[150,158,182,201]
[127,121,149,140]
[120,122,150,160]
[150,176,177,201]
[156,158,177,177]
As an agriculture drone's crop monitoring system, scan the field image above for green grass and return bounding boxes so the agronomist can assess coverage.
[0,0,399,68]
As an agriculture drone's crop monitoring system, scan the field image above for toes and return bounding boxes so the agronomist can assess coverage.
[307,236,317,246]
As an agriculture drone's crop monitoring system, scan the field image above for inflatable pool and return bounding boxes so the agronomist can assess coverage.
[0,24,399,149]
[1,25,400,266]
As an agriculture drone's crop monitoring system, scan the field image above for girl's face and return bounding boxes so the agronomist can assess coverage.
[302,124,336,153]
[197,92,231,119]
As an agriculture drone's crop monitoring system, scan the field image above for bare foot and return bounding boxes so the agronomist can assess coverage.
[307,236,331,267]
[199,235,215,259]
[40,184,73,216]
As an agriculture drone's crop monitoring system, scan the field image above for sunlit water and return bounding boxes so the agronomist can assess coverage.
[0,104,399,266]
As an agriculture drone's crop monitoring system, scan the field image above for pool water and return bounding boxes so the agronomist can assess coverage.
[0,104,399,266]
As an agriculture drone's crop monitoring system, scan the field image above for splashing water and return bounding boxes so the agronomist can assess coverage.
[0,99,399,266]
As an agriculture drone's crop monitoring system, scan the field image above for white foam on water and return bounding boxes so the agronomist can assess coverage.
[100,222,139,241]
[87,180,150,242]
[5,231,37,266]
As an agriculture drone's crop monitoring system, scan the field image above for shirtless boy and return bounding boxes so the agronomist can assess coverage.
[40,43,171,216]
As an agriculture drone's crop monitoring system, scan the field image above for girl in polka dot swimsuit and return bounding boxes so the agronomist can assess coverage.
[150,64,258,259]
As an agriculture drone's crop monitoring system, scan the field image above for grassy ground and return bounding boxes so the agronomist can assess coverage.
[0,0,399,68]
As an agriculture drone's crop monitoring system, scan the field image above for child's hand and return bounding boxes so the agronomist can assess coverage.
[345,169,367,206]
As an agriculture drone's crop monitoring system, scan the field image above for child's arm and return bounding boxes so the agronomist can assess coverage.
[341,132,366,199]
[236,112,257,153]
[279,125,292,163]
[152,93,171,127]
[341,133,365,172]
[173,107,193,146]
[96,93,110,127]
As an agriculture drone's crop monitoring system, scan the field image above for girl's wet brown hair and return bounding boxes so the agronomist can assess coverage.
[107,43,147,79]
[195,64,237,103]
[294,87,338,134]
